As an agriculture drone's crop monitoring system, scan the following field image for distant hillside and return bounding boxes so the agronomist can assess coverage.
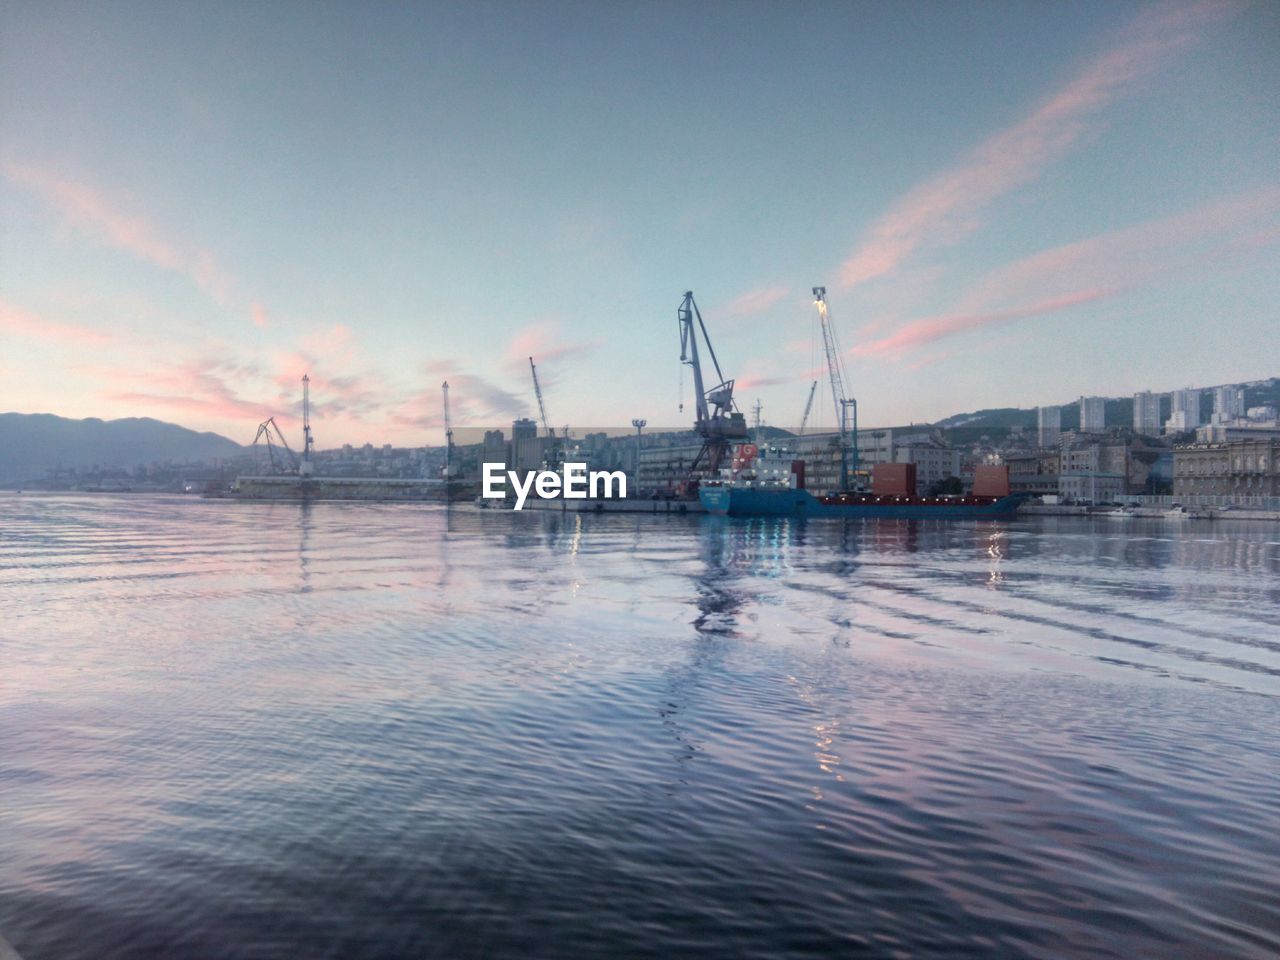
[933,377,1279,432]
[0,413,246,484]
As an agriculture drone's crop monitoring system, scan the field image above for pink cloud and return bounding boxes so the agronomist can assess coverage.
[502,322,603,381]
[716,285,792,319]
[390,363,527,430]
[734,372,792,391]
[838,1,1239,290]
[0,300,112,345]
[852,289,1119,358]
[851,184,1280,358]
[251,303,269,329]
[2,162,235,303]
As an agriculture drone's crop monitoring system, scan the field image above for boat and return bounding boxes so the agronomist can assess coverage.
[1105,506,1136,519]
[697,444,1026,519]
[1163,504,1193,520]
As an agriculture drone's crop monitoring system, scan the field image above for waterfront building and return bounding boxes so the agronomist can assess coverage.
[1195,420,1280,444]
[1037,406,1061,448]
[1059,471,1125,504]
[1006,451,1060,496]
[894,441,962,495]
[1174,439,1280,498]
[1166,389,1202,434]
[1079,396,1106,433]
[1133,391,1162,435]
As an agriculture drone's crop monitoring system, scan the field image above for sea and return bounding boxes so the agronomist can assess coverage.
[2,495,1278,959]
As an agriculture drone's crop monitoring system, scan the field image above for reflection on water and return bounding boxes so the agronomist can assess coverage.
[2,496,1279,960]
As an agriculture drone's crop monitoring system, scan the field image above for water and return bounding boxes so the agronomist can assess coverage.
[2,495,1278,959]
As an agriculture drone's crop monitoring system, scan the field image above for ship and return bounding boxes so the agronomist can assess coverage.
[697,443,1026,519]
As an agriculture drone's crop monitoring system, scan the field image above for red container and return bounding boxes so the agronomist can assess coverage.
[972,465,1011,497]
[872,462,916,496]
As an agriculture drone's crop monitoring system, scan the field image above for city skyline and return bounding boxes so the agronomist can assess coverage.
[3,0,1279,447]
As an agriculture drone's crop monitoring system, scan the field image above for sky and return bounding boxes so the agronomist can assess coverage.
[2,0,1278,446]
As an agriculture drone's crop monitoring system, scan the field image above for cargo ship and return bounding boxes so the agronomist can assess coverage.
[697,444,1026,519]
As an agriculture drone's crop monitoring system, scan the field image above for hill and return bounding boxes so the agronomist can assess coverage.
[932,377,1279,432]
[0,413,246,484]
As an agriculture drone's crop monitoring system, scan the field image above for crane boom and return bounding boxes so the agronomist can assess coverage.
[442,381,455,479]
[528,356,561,468]
[798,380,818,435]
[813,287,859,489]
[250,416,299,475]
[678,291,749,474]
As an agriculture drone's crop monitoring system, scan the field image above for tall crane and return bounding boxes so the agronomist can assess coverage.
[678,290,749,474]
[250,417,299,475]
[813,287,858,489]
[441,380,456,479]
[528,356,561,468]
[798,380,818,436]
[300,374,315,477]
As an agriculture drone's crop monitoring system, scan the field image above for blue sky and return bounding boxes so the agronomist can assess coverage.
[2,0,1277,445]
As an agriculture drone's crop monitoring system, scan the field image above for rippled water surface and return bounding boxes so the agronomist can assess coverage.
[3,495,1279,959]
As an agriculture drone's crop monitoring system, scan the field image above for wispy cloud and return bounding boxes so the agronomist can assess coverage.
[2,161,235,304]
[854,289,1117,358]
[0,300,112,345]
[716,285,792,319]
[838,1,1239,290]
[502,322,603,382]
[102,357,273,427]
[852,185,1280,358]
[390,360,528,430]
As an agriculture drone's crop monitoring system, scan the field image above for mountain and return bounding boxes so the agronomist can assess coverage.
[931,377,1279,433]
[0,413,246,484]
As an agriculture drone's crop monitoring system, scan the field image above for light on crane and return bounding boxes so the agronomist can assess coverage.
[813,287,859,490]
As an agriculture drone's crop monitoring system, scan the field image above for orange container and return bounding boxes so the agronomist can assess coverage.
[972,465,1011,497]
[872,462,916,496]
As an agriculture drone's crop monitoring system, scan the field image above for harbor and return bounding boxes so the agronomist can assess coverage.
[4,494,1279,960]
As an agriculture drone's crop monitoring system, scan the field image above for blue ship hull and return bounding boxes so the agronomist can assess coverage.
[699,485,1025,519]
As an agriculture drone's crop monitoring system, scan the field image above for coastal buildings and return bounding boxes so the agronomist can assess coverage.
[1212,386,1246,423]
[1166,388,1202,434]
[1037,406,1061,448]
[1079,396,1106,433]
[1006,451,1060,497]
[1174,438,1280,498]
[894,440,962,495]
[1134,391,1162,436]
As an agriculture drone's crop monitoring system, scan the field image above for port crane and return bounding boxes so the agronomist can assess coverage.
[813,287,858,489]
[797,380,818,436]
[678,290,749,474]
[250,417,299,475]
[441,381,456,479]
[528,356,561,469]
[300,373,315,477]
